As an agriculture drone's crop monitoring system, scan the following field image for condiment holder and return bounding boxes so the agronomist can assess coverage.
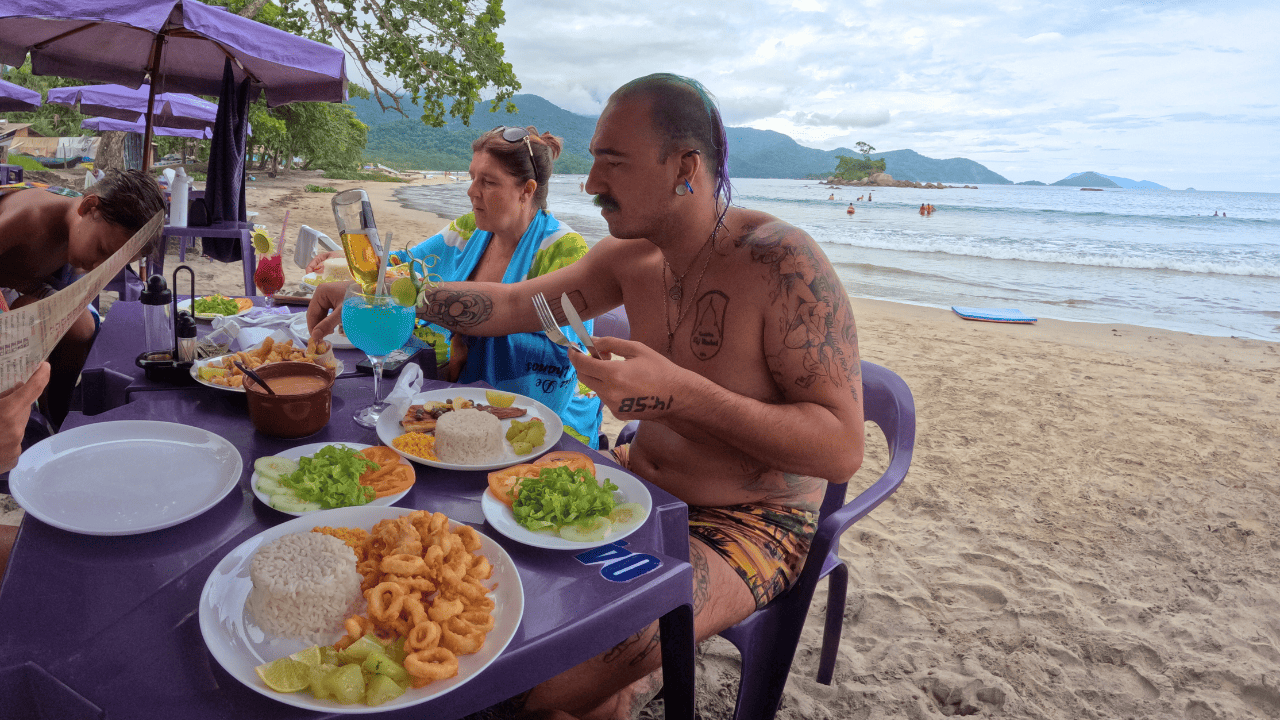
[135,265,199,383]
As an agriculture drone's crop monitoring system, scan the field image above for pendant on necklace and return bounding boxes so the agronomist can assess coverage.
[668,282,682,302]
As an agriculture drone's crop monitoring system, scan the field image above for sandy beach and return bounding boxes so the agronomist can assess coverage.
[7,169,1280,719]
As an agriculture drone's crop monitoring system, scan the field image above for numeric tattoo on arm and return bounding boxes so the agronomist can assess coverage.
[422,289,493,330]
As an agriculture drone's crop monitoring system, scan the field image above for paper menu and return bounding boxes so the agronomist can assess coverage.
[0,211,165,394]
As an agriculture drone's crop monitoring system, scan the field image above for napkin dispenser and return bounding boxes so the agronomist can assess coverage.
[135,265,199,384]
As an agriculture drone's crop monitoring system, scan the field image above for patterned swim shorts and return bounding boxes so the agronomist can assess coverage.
[612,443,819,609]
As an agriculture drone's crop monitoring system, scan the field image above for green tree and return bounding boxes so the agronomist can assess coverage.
[834,154,886,182]
[0,63,90,136]
[855,141,876,161]
[228,0,520,126]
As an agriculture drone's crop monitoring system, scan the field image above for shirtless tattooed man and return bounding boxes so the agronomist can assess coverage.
[309,74,864,720]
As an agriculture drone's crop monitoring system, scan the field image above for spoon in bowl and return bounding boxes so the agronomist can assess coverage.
[234,361,276,395]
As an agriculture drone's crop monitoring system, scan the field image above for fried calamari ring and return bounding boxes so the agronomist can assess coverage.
[455,610,495,634]
[440,618,484,654]
[405,647,459,682]
[456,525,482,553]
[381,553,429,576]
[428,596,464,623]
[367,581,407,622]
[404,620,442,652]
[466,555,492,581]
[385,573,435,593]
[334,615,375,650]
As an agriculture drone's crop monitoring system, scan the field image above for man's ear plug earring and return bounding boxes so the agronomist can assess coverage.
[676,179,694,196]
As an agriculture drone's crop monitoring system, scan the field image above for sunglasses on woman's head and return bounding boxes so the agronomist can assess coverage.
[495,126,534,158]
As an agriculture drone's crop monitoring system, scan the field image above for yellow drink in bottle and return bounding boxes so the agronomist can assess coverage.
[341,231,381,288]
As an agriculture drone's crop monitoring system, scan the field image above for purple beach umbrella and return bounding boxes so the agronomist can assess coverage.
[0,0,346,170]
[50,84,217,131]
[82,116,212,139]
[0,77,41,112]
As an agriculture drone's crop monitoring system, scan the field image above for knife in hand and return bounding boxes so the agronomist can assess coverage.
[560,292,602,359]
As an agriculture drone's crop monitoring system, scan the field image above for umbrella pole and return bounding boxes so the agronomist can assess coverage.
[141,34,166,172]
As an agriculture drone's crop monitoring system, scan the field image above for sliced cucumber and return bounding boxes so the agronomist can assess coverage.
[254,456,299,481]
[255,474,286,496]
[271,494,322,512]
[607,502,645,529]
[559,516,612,542]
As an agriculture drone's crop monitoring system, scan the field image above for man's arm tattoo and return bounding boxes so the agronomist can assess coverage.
[747,226,858,393]
[421,288,494,330]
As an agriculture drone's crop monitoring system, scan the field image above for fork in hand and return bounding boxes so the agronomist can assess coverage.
[532,292,585,354]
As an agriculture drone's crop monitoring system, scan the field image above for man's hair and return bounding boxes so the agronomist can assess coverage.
[472,126,564,210]
[88,169,165,234]
[610,73,733,212]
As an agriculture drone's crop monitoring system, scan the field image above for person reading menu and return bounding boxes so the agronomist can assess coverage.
[308,74,865,719]
[0,169,164,427]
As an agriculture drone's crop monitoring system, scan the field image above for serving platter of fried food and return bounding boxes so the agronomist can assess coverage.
[199,506,523,713]
[191,336,342,392]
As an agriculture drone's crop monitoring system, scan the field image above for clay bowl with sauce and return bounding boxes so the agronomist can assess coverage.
[243,361,335,438]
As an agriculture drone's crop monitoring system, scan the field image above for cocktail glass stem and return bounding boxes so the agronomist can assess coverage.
[354,356,387,427]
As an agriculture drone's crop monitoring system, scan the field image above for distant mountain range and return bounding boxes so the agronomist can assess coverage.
[1060,171,1169,190]
[352,93,1157,188]
[1036,171,1169,189]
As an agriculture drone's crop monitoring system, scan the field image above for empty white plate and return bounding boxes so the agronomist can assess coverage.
[9,420,243,536]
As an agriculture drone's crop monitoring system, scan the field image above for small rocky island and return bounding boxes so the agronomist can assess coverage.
[823,172,976,189]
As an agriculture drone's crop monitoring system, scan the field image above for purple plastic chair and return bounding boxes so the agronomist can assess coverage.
[615,361,915,720]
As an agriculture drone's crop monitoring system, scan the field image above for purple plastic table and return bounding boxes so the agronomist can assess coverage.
[76,299,375,415]
[1,377,695,719]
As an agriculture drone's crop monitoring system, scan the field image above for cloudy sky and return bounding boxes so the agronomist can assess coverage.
[492,0,1279,193]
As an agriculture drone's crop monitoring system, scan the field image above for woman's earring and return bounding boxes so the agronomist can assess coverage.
[675,182,687,196]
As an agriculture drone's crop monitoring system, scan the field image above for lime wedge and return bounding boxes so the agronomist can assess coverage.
[389,277,418,307]
[485,390,515,408]
[255,657,311,693]
[197,365,228,381]
[288,645,322,667]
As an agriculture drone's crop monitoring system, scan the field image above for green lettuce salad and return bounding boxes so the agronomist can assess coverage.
[280,445,378,509]
[511,466,618,532]
[192,294,241,316]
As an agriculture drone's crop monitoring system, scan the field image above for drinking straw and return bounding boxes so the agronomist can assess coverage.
[276,210,290,256]
[374,231,392,296]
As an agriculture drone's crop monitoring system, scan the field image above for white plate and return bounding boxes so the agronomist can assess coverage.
[9,421,243,536]
[289,312,354,350]
[190,354,345,392]
[480,465,653,550]
[198,506,523,713]
[376,388,565,471]
[178,296,254,321]
[250,442,414,516]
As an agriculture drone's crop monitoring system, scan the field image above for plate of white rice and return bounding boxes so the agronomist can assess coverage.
[198,506,524,713]
[376,387,564,471]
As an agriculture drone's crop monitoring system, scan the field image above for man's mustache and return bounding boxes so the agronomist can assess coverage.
[593,194,620,212]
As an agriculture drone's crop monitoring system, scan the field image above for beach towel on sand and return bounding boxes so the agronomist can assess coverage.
[952,307,1038,324]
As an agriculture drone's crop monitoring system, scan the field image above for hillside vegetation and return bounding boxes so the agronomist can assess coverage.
[357,94,1012,184]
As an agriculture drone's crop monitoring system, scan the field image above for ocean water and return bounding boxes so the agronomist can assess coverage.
[395,176,1280,341]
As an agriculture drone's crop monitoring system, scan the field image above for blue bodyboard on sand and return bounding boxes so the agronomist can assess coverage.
[952,307,1037,324]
